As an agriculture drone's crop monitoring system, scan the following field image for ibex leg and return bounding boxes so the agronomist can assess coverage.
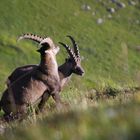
[52,93,62,110]
[37,92,50,112]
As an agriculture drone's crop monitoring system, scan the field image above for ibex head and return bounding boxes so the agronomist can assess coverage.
[59,36,85,76]
[38,38,60,55]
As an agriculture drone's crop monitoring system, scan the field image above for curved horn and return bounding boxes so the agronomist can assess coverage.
[17,33,45,43]
[59,42,76,61]
[67,35,80,58]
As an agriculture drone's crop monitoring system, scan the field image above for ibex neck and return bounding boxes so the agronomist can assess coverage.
[58,63,72,79]
[39,53,58,75]
[58,63,73,88]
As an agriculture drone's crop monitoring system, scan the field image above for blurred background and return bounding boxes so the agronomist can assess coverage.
[0,0,140,139]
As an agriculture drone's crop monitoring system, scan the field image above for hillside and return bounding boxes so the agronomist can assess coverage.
[0,0,140,139]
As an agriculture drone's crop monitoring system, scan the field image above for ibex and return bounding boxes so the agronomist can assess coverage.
[4,34,84,114]
[7,34,84,89]
[58,36,84,87]
[0,36,61,119]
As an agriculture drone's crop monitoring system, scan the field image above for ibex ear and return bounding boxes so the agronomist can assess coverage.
[37,45,50,53]
[39,42,50,48]
[53,46,60,55]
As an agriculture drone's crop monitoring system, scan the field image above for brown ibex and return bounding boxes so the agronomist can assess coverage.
[58,36,85,87]
[3,34,84,115]
[0,36,61,119]
[7,34,84,89]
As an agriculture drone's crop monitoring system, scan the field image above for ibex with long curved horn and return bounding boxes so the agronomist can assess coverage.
[7,34,84,88]
[0,35,61,119]
[58,36,84,87]
[3,34,84,114]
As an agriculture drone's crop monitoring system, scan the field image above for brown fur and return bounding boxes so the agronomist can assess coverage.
[1,36,84,117]
[6,36,84,89]
[0,39,60,117]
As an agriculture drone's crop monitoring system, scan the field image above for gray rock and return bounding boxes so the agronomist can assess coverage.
[116,2,126,8]
[97,18,104,24]
[81,4,91,11]
[128,1,136,6]
[107,7,115,13]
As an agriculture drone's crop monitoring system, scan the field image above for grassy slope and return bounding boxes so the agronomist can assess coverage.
[0,0,140,90]
[0,0,140,139]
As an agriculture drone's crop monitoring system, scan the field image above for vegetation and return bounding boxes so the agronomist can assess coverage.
[0,0,140,139]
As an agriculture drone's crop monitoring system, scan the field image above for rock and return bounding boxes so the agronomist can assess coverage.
[116,2,126,8]
[81,4,91,11]
[107,7,115,13]
[128,1,136,6]
[97,18,104,24]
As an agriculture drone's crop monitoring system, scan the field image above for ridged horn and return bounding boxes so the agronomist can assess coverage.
[17,33,45,43]
[67,35,80,58]
[59,42,76,61]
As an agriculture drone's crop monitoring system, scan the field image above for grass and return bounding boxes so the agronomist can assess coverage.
[0,0,140,139]
[0,89,140,140]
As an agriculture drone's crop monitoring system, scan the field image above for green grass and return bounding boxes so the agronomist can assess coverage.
[0,0,140,139]
[0,90,140,140]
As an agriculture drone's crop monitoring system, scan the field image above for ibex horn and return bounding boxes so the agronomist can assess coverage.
[17,33,45,43]
[67,35,80,58]
[59,42,77,61]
